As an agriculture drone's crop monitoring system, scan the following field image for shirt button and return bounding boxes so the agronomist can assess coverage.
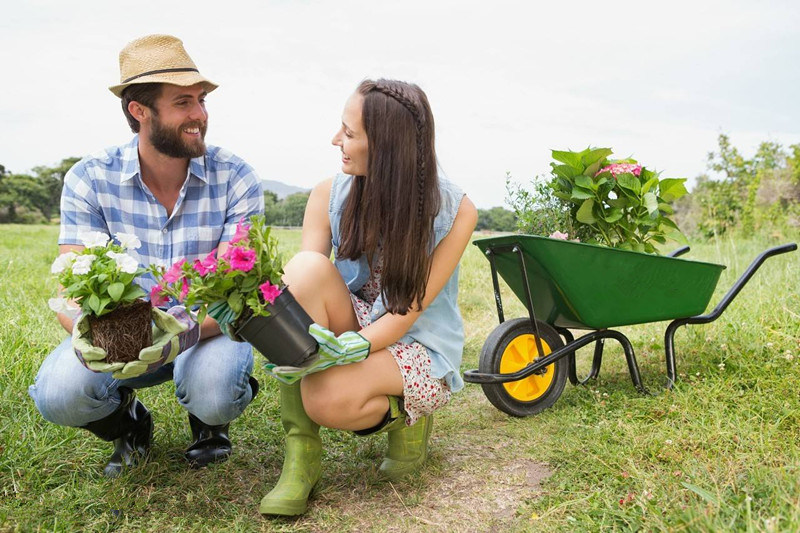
[162,228,168,234]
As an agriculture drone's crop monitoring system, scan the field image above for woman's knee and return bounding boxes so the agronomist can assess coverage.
[283,251,336,286]
[300,375,360,428]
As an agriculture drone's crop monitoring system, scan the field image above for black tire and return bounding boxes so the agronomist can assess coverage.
[478,318,568,417]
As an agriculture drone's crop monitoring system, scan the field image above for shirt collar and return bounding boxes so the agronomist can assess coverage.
[119,134,209,184]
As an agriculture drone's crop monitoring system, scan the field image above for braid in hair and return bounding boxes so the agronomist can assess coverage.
[370,81,429,230]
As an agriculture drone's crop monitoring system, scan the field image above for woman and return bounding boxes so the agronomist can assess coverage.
[260,79,477,516]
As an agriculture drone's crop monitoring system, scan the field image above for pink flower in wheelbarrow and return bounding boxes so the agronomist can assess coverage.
[226,247,256,272]
[259,281,282,305]
[193,249,218,275]
[549,231,570,240]
[596,163,642,178]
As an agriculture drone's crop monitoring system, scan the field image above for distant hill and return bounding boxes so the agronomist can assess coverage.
[262,179,310,199]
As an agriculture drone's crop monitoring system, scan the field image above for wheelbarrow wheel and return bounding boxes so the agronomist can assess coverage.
[479,318,567,417]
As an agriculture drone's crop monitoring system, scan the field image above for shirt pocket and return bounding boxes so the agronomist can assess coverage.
[182,226,221,260]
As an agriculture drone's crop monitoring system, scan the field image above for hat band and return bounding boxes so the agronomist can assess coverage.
[123,67,200,84]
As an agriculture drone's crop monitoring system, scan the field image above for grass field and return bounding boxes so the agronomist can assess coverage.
[1,225,798,532]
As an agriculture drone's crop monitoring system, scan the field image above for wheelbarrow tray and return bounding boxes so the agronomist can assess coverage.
[474,235,726,330]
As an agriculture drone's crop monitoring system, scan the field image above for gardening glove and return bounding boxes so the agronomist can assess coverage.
[73,306,200,379]
[263,323,370,385]
[207,300,244,342]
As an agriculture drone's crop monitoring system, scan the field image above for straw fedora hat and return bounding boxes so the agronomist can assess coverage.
[109,34,218,98]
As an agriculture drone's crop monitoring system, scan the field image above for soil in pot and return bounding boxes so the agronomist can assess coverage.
[88,300,153,364]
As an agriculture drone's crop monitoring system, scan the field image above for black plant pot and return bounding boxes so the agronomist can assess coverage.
[235,287,318,367]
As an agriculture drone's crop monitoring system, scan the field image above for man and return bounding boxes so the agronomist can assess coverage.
[28,34,263,477]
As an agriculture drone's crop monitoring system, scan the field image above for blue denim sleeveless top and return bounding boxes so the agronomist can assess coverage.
[329,173,466,392]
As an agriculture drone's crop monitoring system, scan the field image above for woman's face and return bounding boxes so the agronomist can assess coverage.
[332,92,369,176]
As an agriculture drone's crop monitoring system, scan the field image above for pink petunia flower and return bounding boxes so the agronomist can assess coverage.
[230,218,251,245]
[163,259,187,283]
[227,247,256,272]
[595,163,642,179]
[193,249,218,276]
[180,279,190,301]
[150,285,169,307]
[259,281,282,304]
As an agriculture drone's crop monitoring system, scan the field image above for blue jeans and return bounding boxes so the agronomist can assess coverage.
[28,334,255,427]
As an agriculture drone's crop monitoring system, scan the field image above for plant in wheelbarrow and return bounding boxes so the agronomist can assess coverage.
[547,146,690,253]
[49,231,199,378]
[150,215,322,374]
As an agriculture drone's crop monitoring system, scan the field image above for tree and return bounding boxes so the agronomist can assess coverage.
[476,207,517,232]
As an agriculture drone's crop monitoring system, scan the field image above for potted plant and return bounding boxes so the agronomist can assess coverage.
[150,215,318,367]
[49,231,151,363]
[546,147,689,253]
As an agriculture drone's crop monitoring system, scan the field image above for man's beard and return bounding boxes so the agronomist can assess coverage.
[149,114,207,159]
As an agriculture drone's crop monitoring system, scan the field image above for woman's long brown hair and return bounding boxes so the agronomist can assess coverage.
[337,79,441,315]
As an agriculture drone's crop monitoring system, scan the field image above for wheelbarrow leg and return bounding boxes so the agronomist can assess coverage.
[605,330,648,394]
[567,338,605,386]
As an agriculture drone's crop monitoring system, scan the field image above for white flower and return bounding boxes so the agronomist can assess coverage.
[78,231,110,249]
[107,251,139,274]
[50,252,77,274]
[115,232,141,251]
[71,254,96,275]
[47,298,81,319]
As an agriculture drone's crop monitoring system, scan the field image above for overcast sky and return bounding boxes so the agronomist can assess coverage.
[2,0,799,208]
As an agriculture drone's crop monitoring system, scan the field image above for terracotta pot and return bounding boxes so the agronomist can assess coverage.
[235,287,318,366]
[88,300,153,364]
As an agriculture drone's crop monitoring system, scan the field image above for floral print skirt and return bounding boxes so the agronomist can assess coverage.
[350,293,451,426]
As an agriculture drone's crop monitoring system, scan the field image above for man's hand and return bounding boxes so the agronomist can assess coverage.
[72,306,200,378]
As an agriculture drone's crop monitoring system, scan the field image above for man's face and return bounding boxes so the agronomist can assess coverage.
[147,83,209,159]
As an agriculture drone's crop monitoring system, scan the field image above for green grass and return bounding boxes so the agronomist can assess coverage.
[1,225,798,532]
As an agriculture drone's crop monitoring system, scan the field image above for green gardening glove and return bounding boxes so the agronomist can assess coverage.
[263,323,370,385]
[309,323,371,361]
[73,306,200,379]
[207,300,244,341]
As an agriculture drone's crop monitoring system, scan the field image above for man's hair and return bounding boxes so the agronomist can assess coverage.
[337,79,441,315]
[121,83,163,133]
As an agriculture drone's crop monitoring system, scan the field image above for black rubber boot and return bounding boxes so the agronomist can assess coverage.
[81,386,153,478]
[184,376,259,468]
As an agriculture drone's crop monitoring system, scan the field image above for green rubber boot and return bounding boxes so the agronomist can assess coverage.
[259,382,322,516]
[360,397,433,481]
[379,411,433,481]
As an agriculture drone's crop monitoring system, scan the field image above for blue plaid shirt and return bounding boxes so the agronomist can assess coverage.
[59,135,264,293]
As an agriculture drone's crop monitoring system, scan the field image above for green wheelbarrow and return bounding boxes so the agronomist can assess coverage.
[463,235,797,417]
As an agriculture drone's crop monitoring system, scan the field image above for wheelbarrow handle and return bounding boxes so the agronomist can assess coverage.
[663,242,797,389]
[698,242,797,323]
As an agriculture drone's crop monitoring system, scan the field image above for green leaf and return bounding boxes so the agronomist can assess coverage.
[552,191,572,201]
[576,199,597,224]
[643,192,659,215]
[88,294,101,315]
[570,187,594,200]
[616,173,641,195]
[575,175,594,190]
[603,208,623,223]
[122,285,146,301]
[641,177,659,195]
[227,292,244,314]
[659,178,688,202]
[658,202,675,214]
[551,150,583,169]
[583,160,602,177]
[107,282,124,301]
[606,196,628,209]
[581,147,613,166]
[681,482,720,506]
[552,164,581,180]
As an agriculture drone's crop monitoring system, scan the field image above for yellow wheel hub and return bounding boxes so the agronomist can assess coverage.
[500,334,554,401]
